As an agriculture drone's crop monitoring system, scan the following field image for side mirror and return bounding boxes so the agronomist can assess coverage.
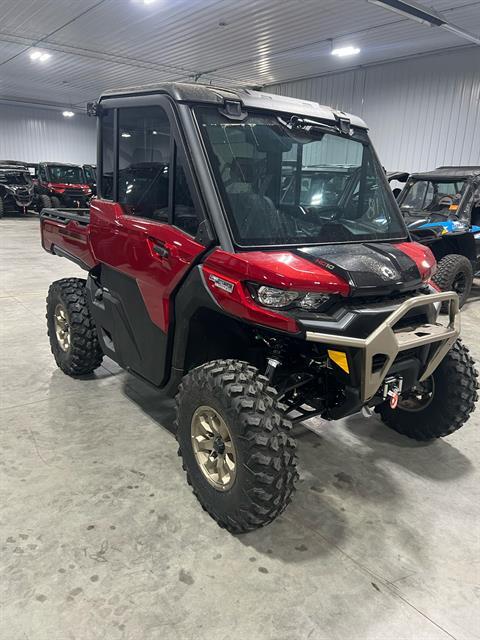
[195,219,217,248]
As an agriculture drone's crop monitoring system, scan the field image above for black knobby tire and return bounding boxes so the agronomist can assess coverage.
[0,197,4,218]
[38,194,52,212]
[46,278,103,376]
[378,339,478,441]
[50,196,61,208]
[432,254,473,309]
[176,360,298,533]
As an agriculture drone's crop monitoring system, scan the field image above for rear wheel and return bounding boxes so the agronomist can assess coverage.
[432,254,473,309]
[46,278,103,376]
[0,196,4,218]
[176,360,298,533]
[378,339,478,440]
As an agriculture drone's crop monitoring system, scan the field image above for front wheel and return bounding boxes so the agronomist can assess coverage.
[378,339,478,441]
[176,360,298,533]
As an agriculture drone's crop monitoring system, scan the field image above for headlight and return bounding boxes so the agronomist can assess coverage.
[249,284,331,310]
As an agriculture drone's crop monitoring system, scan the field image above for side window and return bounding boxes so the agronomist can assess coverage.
[118,105,170,220]
[173,151,200,236]
[39,165,47,182]
[101,109,114,200]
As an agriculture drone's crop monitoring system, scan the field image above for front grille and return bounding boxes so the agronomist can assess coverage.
[346,289,425,310]
[64,189,85,198]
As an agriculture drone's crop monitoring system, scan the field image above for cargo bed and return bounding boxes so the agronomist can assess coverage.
[40,207,95,270]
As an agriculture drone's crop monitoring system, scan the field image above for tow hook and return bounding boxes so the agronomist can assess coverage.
[383,377,403,409]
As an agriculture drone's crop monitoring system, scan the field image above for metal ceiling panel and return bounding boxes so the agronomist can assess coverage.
[0,40,25,64]
[0,0,103,39]
[0,0,478,106]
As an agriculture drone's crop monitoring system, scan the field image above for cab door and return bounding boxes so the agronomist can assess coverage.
[89,101,208,386]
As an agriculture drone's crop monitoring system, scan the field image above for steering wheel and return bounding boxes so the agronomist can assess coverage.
[438,196,453,207]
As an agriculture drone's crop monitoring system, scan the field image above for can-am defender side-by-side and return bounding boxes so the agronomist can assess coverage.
[0,163,35,217]
[39,84,478,533]
[397,166,480,308]
[35,162,92,211]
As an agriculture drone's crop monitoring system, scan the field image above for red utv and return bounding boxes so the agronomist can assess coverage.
[39,83,478,533]
[34,162,92,211]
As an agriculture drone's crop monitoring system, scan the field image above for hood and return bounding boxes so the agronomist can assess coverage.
[295,242,434,296]
[49,182,90,190]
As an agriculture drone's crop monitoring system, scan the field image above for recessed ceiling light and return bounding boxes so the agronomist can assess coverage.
[331,46,361,57]
[121,132,132,138]
[62,111,75,118]
[30,50,51,62]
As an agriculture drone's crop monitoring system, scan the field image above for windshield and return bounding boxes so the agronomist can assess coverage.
[47,165,85,184]
[399,179,467,216]
[196,107,406,246]
[0,171,30,185]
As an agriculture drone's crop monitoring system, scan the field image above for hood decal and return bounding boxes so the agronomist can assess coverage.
[295,243,421,296]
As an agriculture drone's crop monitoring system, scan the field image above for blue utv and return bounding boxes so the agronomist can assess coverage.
[397,166,480,308]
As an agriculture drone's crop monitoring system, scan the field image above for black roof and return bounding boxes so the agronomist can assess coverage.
[40,162,84,168]
[98,81,368,129]
[0,163,29,171]
[0,160,28,167]
[410,166,480,180]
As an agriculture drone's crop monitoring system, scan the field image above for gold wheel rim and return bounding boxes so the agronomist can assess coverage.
[191,406,237,491]
[54,303,70,352]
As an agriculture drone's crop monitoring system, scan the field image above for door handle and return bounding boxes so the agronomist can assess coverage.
[151,239,170,258]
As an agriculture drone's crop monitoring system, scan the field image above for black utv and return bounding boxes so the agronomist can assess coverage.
[0,163,35,217]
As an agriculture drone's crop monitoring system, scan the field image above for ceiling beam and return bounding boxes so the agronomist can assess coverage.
[367,0,480,44]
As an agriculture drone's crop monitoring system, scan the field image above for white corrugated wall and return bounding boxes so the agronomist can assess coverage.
[0,102,96,164]
[0,47,478,170]
[266,47,480,172]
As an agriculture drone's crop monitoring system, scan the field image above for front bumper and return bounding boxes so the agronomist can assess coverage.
[305,291,460,402]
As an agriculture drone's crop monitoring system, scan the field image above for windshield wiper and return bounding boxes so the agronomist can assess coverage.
[279,115,352,137]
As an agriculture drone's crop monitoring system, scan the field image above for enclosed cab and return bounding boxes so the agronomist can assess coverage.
[39,83,478,533]
[0,163,34,216]
[35,162,92,211]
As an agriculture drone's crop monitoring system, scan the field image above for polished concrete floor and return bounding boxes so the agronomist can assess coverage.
[1,215,479,640]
